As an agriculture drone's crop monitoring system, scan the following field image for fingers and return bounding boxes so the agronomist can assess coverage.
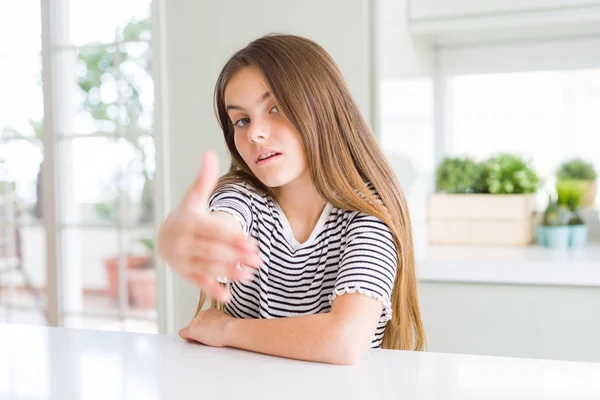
[181,150,220,212]
[187,259,256,284]
[197,217,259,253]
[190,273,232,303]
[187,238,262,269]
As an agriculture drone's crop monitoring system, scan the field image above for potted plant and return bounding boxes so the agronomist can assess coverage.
[538,182,589,248]
[429,153,542,246]
[556,158,597,208]
[435,156,483,194]
[538,196,570,248]
[482,153,542,195]
[127,237,156,309]
[557,180,588,248]
[568,206,588,248]
[104,237,156,309]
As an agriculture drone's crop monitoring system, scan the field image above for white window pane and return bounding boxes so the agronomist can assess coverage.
[65,0,151,46]
[57,136,154,225]
[0,1,41,53]
[54,47,120,134]
[55,42,153,135]
[380,79,435,254]
[0,162,47,324]
[0,1,43,137]
[57,138,120,225]
[0,140,43,216]
[60,227,119,315]
[118,42,154,131]
[60,227,157,320]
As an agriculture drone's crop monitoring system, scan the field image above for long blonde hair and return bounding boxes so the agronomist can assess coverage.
[196,34,425,351]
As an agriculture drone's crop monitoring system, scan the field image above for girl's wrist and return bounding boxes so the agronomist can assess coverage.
[222,317,238,348]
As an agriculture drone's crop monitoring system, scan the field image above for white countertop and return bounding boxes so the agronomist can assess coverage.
[417,244,600,287]
[2,323,600,399]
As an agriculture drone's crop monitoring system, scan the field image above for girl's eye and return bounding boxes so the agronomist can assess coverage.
[271,106,279,113]
[234,118,250,128]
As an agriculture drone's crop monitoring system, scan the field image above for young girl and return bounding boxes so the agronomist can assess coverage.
[157,34,425,365]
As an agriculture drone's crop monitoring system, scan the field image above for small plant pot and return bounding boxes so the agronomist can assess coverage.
[542,226,570,248]
[536,226,547,246]
[128,268,156,309]
[569,225,588,248]
[105,255,152,305]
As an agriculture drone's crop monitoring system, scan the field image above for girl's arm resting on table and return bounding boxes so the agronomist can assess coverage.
[223,293,382,365]
[177,212,396,365]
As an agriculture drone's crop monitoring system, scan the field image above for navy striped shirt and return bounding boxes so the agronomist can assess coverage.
[208,181,397,348]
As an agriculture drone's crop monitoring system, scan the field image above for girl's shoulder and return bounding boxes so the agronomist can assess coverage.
[361,180,382,200]
[349,181,385,211]
[345,181,392,230]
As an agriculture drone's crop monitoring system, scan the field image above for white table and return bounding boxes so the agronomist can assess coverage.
[1,323,600,399]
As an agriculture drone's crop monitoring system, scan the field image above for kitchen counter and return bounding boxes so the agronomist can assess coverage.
[417,244,600,287]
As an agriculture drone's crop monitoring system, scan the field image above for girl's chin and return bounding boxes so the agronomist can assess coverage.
[255,172,301,189]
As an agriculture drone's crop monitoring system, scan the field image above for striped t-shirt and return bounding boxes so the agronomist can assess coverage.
[207,181,398,348]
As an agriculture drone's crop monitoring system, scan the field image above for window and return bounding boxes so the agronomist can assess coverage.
[0,0,46,325]
[380,79,435,252]
[380,38,600,251]
[0,0,159,334]
[445,69,600,208]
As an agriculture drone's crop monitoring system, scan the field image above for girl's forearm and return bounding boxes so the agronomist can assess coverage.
[223,313,365,365]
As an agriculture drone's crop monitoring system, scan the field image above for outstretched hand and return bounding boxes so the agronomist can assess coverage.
[157,151,261,303]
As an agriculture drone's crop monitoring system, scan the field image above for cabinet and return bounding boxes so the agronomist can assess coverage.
[409,0,600,20]
[408,0,600,45]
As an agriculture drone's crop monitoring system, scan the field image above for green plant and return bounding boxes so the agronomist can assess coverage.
[481,153,542,194]
[556,158,597,181]
[542,195,568,226]
[556,180,584,210]
[568,213,585,226]
[137,237,154,253]
[435,157,483,194]
[556,181,586,226]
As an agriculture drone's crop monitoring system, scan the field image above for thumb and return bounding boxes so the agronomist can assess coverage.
[182,150,220,211]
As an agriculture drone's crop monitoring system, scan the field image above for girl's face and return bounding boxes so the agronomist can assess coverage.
[225,66,308,189]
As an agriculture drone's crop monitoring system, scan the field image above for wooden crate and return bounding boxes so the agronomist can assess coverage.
[581,181,597,209]
[427,194,536,246]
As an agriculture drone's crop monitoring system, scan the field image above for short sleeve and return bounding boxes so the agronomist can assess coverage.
[207,182,254,236]
[329,213,398,322]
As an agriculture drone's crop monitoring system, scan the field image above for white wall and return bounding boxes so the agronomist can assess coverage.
[158,0,374,332]
[375,0,436,257]
[419,281,600,363]
[375,0,435,82]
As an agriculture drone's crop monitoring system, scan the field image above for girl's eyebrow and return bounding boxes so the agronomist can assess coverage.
[226,92,271,111]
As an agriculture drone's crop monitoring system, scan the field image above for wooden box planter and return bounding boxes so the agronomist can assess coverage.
[579,181,596,209]
[428,194,536,246]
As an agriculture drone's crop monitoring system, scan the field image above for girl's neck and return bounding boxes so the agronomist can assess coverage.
[275,170,327,238]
